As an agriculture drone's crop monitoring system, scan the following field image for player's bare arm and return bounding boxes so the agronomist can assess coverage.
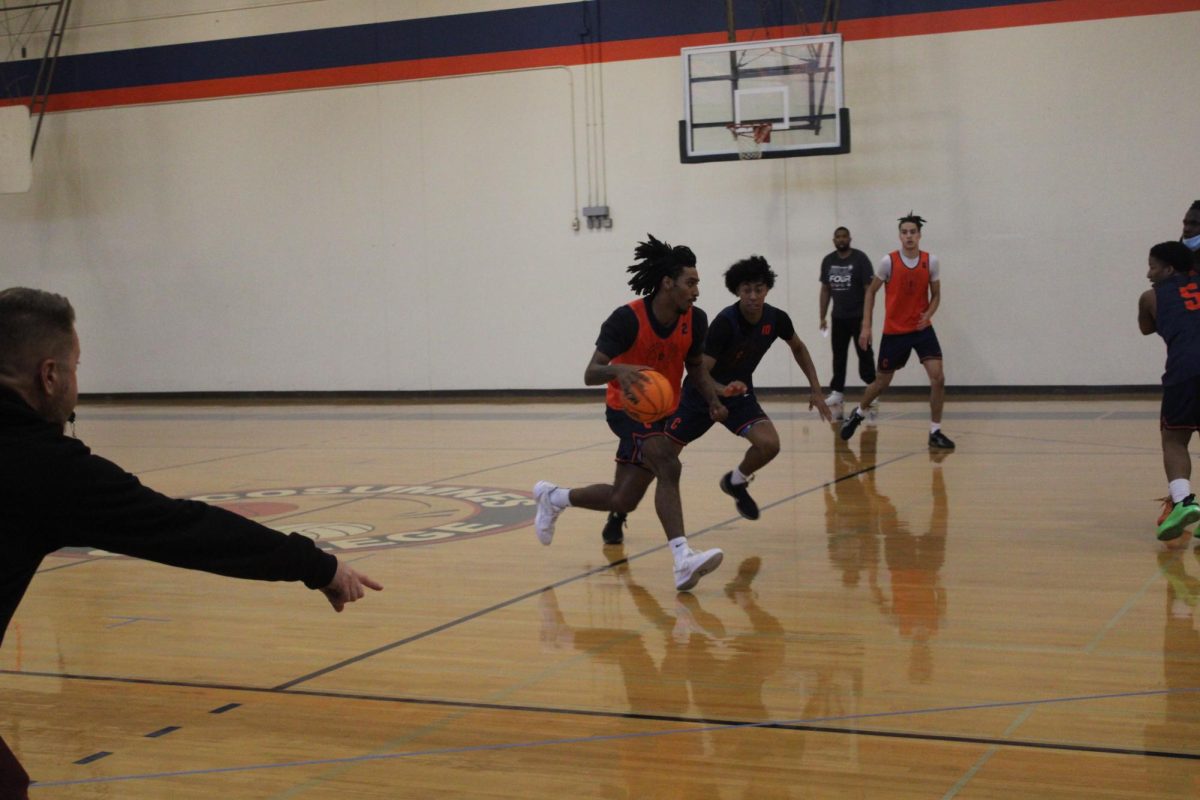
[786,335,833,421]
[686,353,728,422]
[583,349,650,400]
[700,353,747,398]
[918,280,941,329]
[1138,289,1157,336]
[858,277,883,350]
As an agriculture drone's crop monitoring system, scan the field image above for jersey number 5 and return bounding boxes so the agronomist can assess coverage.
[1180,283,1200,311]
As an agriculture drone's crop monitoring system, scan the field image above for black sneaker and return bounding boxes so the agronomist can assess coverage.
[840,407,864,441]
[601,511,627,544]
[720,471,760,520]
[929,430,956,449]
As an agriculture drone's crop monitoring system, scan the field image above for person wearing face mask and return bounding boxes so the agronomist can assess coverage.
[1181,200,1200,272]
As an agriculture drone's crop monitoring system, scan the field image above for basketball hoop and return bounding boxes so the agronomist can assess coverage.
[726,122,773,160]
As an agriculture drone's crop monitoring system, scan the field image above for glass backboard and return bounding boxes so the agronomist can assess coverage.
[680,33,849,163]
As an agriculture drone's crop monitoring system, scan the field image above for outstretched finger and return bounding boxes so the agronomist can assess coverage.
[358,573,385,591]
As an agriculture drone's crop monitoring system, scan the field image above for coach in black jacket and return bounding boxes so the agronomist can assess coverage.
[0,287,382,798]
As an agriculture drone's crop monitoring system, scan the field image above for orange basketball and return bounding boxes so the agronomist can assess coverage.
[624,369,676,423]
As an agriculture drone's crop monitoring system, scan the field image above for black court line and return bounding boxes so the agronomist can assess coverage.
[75,409,599,423]
[210,703,240,714]
[273,451,917,690]
[72,752,111,765]
[7,667,1200,764]
[144,726,180,738]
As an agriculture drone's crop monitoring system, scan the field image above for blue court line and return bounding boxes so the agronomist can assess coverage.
[942,705,1037,800]
[30,685,1200,788]
[35,558,108,575]
[1085,566,1166,653]
[136,446,294,476]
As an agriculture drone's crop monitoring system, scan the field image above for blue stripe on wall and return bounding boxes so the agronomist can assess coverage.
[0,0,1062,98]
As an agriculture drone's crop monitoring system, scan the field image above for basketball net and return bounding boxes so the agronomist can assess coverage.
[727,122,773,160]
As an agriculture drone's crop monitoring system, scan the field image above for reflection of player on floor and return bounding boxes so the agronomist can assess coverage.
[841,213,955,450]
[825,428,883,597]
[664,256,831,520]
[878,461,948,684]
[1137,241,1200,541]
[533,235,726,591]
[1146,548,1200,796]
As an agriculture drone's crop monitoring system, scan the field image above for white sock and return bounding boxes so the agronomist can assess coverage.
[550,487,571,507]
[730,467,750,486]
[1170,479,1192,504]
[930,422,941,434]
[669,536,691,564]
[853,405,865,419]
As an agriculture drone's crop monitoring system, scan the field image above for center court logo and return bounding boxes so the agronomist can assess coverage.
[57,484,537,558]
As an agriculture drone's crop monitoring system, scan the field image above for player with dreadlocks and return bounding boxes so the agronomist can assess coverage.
[841,212,956,450]
[533,235,727,591]
[662,255,832,520]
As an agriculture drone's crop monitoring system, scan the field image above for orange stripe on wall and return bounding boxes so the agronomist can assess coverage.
[1,0,1195,112]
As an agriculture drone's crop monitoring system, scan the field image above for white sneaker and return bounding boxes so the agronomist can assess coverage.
[825,392,845,420]
[673,547,724,592]
[533,481,564,545]
[866,399,879,424]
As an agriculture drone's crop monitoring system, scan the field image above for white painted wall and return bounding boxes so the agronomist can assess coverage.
[1,5,1196,391]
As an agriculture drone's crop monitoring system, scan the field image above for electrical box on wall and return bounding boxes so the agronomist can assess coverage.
[582,205,612,229]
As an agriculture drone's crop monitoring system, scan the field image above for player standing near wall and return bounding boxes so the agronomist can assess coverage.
[841,213,955,450]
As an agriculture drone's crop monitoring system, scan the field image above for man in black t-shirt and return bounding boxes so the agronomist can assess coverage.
[819,227,876,418]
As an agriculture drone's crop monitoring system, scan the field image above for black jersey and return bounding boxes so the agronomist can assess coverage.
[702,302,795,389]
[1156,274,1200,386]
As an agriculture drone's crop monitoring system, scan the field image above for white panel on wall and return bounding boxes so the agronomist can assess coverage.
[0,7,1196,392]
[0,106,32,194]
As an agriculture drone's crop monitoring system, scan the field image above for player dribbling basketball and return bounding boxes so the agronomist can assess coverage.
[532,235,727,591]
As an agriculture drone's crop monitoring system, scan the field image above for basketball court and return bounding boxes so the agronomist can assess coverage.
[3,395,1197,798]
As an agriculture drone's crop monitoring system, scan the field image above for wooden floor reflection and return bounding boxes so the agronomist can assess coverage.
[3,397,1199,798]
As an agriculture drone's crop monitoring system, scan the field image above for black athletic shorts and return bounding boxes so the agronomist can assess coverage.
[1161,376,1200,431]
[663,385,769,446]
[606,406,667,464]
[878,327,942,373]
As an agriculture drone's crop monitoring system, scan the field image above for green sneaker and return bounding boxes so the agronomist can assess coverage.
[1157,494,1200,542]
